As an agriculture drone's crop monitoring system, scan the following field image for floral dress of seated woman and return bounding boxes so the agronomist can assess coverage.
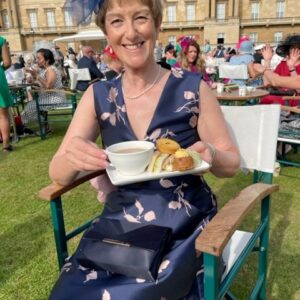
[49,68,218,300]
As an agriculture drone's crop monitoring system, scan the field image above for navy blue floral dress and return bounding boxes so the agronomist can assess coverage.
[50,69,217,300]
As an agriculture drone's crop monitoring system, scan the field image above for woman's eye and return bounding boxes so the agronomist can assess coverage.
[136,15,148,22]
[111,19,122,25]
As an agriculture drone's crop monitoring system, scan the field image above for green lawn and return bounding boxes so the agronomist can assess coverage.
[0,122,300,299]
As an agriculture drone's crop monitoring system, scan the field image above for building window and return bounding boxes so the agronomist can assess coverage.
[186,3,195,22]
[28,10,38,29]
[276,1,285,18]
[274,32,283,43]
[167,5,176,23]
[46,9,56,28]
[251,3,260,20]
[2,10,10,29]
[216,3,225,21]
[168,35,176,45]
[217,33,225,44]
[64,8,73,27]
[249,33,258,43]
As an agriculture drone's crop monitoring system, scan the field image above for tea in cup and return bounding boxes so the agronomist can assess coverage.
[106,141,154,175]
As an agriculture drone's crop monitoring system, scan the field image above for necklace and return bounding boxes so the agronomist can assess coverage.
[122,66,161,100]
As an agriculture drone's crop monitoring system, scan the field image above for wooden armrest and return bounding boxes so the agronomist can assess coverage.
[39,170,106,201]
[195,183,279,256]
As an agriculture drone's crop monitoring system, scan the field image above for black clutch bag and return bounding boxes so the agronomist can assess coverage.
[76,223,172,282]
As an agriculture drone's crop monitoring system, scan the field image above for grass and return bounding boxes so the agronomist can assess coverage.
[0,121,300,299]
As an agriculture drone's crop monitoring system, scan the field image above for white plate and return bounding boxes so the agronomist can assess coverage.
[106,160,211,186]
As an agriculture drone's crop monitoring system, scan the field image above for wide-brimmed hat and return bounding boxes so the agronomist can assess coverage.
[276,35,300,57]
[254,44,265,51]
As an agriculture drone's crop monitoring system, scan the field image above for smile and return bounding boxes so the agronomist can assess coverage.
[122,42,144,50]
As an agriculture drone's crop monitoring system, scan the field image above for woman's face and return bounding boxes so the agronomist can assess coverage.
[186,45,198,64]
[104,0,159,70]
[36,52,47,68]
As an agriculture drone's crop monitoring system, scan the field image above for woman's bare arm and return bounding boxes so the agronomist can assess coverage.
[37,67,57,89]
[49,85,108,185]
[192,81,240,177]
[2,41,11,69]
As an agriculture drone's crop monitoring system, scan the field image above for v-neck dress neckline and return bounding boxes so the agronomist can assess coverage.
[117,71,173,141]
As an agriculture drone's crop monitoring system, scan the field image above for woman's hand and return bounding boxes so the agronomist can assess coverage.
[287,48,300,70]
[65,136,109,172]
[188,141,215,165]
[261,44,273,62]
[24,67,38,79]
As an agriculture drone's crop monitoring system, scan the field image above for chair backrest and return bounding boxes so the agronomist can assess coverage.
[68,68,91,90]
[6,69,25,84]
[219,64,249,80]
[221,104,281,173]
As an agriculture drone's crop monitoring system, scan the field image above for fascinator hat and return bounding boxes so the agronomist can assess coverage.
[276,34,300,57]
[177,36,199,54]
[64,0,104,25]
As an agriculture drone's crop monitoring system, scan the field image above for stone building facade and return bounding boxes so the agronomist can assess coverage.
[1,0,300,53]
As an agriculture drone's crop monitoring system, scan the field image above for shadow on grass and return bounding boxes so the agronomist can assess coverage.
[0,214,49,286]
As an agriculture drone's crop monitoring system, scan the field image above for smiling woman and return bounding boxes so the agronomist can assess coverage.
[48,0,240,299]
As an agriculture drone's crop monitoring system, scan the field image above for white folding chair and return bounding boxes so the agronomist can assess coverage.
[197,104,281,299]
[219,63,249,80]
[68,68,91,90]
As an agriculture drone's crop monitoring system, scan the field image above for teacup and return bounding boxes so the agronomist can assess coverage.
[246,86,256,94]
[216,83,225,94]
[106,141,154,175]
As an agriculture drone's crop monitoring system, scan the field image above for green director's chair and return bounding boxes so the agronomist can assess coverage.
[39,104,280,299]
[32,88,78,139]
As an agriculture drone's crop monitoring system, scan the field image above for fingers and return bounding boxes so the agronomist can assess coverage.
[187,141,213,164]
[66,137,109,172]
[187,141,206,153]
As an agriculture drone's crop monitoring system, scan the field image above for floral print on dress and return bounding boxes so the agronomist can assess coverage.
[123,200,156,223]
[169,182,192,216]
[101,87,126,126]
[175,90,199,129]
[145,128,177,144]
[50,67,216,300]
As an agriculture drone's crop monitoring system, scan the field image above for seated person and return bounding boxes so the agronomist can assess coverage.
[76,46,104,91]
[254,36,300,106]
[21,48,66,133]
[48,0,240,299]
[228,38,254,86]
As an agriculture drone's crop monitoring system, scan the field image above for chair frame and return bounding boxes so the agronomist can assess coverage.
[39,171,278,299]
[39,105,280,299]
[32,89,77,139]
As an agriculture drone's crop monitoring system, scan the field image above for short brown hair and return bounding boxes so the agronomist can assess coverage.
[96,0,164,34]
